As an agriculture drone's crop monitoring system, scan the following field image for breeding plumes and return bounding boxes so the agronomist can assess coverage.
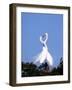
[34,33,53,67]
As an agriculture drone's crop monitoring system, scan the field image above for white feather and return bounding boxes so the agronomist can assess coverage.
[33,33,53,66]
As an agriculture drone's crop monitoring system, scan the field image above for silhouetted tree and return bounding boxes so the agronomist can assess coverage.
[21,57,63,77]
[39,61,49,71]
[56,57,63,75]
[22,62,40,77]
[50,57,63,75]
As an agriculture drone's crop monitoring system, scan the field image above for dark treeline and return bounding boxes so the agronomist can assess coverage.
[21,57,63,77]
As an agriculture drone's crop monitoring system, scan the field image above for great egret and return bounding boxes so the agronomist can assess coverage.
[34,33,53,66]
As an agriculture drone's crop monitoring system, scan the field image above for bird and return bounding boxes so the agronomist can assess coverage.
[33,33,53,67]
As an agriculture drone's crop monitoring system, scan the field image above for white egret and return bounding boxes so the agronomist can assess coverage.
[34,33,53,67]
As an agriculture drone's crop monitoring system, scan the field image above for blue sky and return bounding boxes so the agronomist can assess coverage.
[21,12,63,67]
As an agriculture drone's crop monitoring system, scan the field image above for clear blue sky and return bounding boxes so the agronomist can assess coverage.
[21,12,63,67]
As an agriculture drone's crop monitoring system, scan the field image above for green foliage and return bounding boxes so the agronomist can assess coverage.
[21,57,63,77]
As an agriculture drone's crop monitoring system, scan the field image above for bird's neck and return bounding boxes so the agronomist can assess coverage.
[43,43,48,50]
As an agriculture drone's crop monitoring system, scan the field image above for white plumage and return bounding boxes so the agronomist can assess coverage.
[34,33,53,66]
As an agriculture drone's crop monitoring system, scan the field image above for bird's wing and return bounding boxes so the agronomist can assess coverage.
[33,49,47,64]
[46,52,53,66]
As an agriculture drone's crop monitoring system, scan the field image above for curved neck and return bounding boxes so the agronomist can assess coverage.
[43,43,48,49]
